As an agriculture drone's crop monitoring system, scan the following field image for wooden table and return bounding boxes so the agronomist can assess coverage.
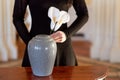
[0,66,108,80]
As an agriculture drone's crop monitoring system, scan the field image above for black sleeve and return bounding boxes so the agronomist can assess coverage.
[63,0,89,38]
[13,0,31,45]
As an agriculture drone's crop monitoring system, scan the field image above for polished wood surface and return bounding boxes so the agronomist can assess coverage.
[0,66,108,80]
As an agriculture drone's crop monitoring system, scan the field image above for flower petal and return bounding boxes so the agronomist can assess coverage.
[48,6,60,23]
[54,22,62,31]
[59,11,70,23]
[50,21,55,30]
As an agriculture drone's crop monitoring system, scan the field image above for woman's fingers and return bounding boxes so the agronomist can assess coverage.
[50,31,66,43]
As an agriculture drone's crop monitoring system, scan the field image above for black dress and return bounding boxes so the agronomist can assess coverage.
[13,0,89,67]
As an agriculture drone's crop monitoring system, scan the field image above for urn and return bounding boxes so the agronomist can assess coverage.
[28,35,57,76]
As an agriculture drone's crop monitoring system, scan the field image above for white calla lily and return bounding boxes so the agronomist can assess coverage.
[48,7,60,30]
[58,11,70,23]
[48,6,70,32]
[54,11,70,31]
[48,6,60,22]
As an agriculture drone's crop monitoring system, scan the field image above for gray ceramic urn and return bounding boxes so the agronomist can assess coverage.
[28,35,57,76]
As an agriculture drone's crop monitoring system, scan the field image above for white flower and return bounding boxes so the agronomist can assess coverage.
[48,6,70,31]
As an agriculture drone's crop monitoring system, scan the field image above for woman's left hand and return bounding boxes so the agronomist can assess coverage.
[50,31,66,43]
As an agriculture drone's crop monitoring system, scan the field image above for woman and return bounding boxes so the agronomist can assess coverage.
[13,0,89,67]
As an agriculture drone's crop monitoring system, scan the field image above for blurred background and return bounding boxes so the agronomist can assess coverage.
[0,0,120,79]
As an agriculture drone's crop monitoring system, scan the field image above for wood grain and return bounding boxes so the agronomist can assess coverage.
[0,66,108,80]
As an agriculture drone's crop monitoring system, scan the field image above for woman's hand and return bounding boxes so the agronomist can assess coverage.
[50,31,66,43]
